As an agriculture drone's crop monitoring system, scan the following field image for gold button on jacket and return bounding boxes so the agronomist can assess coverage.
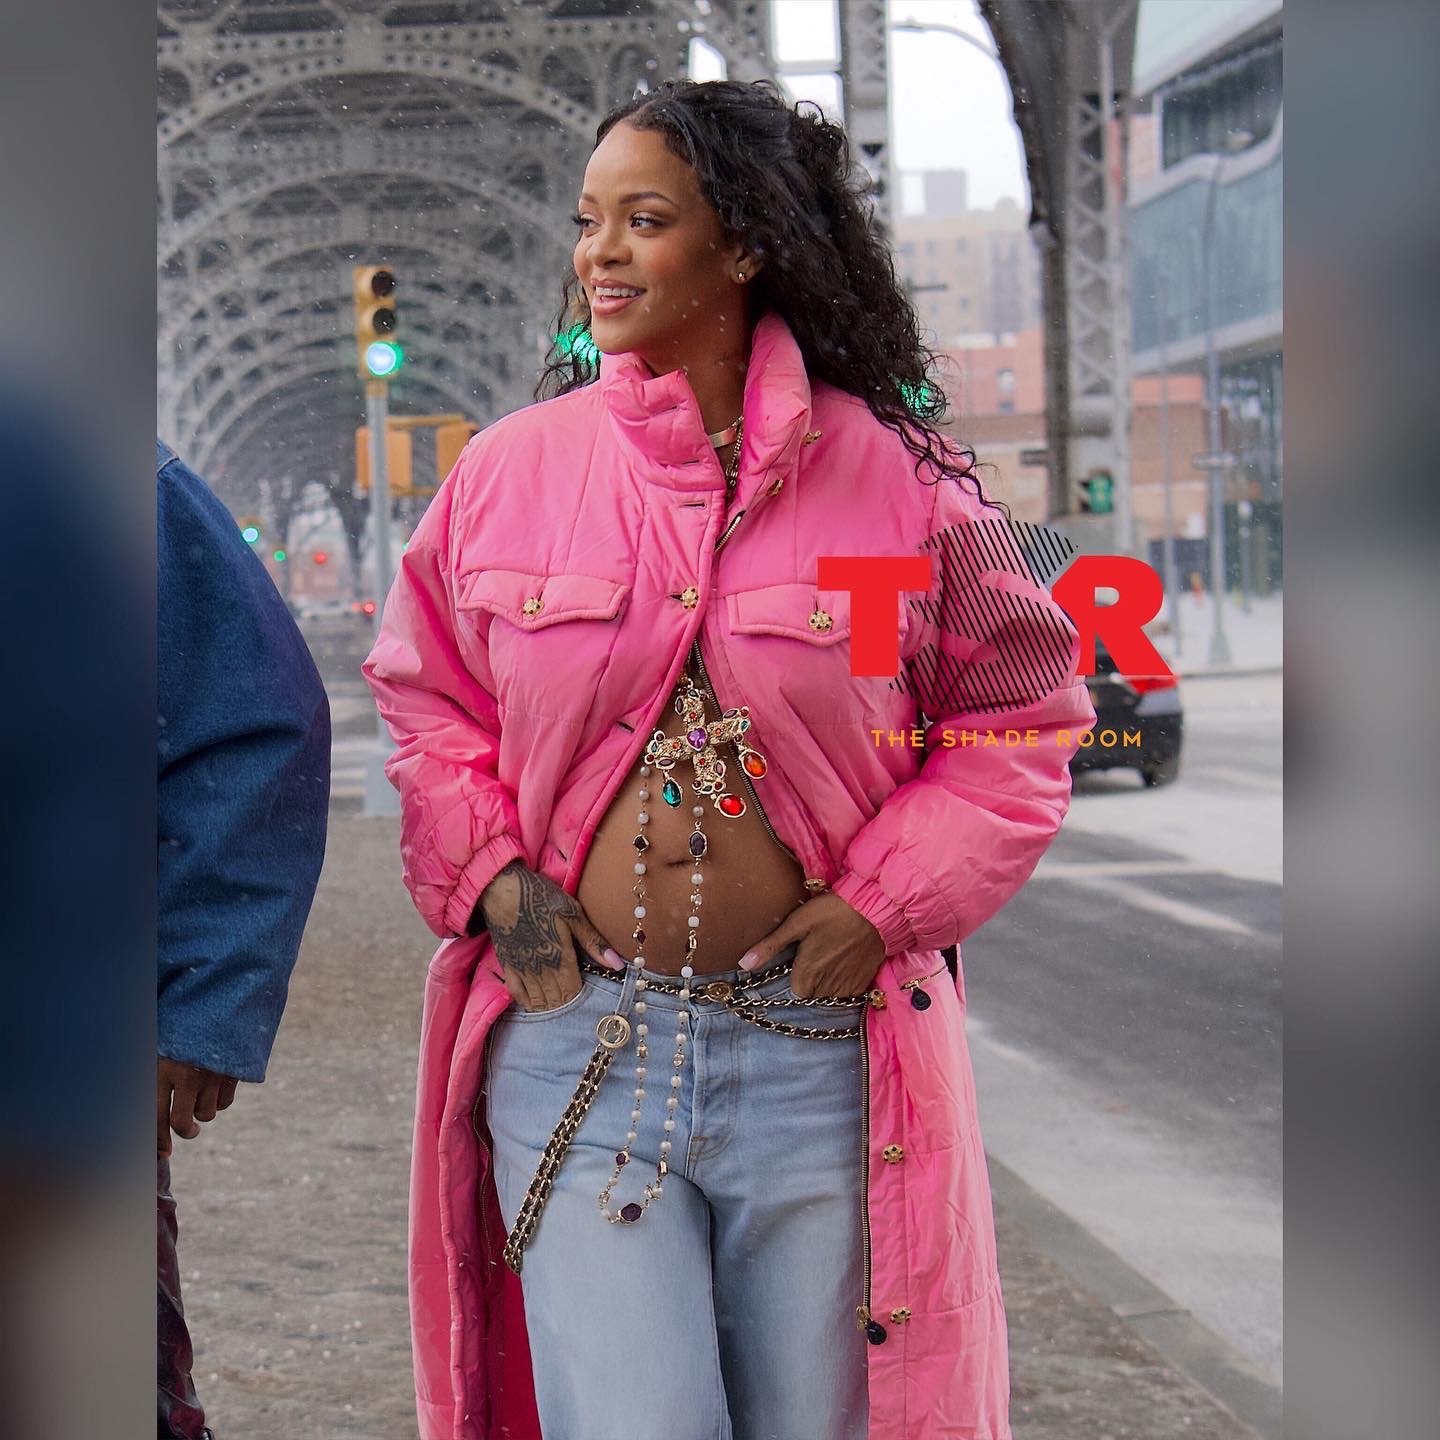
[808,609,833,632]
[882,1144,904,1164]
[521,596,543,616]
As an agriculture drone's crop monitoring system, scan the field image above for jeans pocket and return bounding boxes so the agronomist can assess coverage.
[505,977,600,1022]
[774,976,866,1031]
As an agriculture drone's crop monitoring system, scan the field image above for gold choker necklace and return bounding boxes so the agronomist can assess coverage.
[707,415,742,448]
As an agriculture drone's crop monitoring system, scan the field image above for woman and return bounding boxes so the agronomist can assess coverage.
[364,79,1096,1440]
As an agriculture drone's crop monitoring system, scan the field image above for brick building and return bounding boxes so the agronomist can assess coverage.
[937,329,1211,555]
[892,174,1043,349]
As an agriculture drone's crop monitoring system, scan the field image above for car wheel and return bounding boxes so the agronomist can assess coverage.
[1141,755,1180,787]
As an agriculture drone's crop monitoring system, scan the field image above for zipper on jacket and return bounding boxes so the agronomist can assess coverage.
[472,1092,501,1272]
[687,632,830,895]
[687,634,797,864]
[714,507,745,554]
[697,475,828,891]
[856,1013,883,1344]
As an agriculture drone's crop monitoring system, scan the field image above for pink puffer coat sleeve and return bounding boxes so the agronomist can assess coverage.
[829,470,1098,954]
[361,447,526,939]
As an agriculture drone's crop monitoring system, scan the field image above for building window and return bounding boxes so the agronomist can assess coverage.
[926,238,936,256]
[996,367,1015,414]
[1161,36,1282,169]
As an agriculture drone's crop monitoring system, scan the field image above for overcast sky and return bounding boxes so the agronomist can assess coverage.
[764,0,1030,213]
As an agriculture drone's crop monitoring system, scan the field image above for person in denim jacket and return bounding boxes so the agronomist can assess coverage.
[157,441,330,1440]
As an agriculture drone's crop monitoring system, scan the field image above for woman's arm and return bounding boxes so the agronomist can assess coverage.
[829,472,1098,954]
[361,449,526,940]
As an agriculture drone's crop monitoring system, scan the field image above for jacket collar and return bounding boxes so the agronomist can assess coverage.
[598,308,813,510]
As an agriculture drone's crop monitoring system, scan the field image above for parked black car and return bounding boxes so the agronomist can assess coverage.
[1070,636,1183,786]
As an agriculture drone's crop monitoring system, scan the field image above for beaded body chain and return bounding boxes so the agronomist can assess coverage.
[595,661,769,1225]
[594,410,764,1227]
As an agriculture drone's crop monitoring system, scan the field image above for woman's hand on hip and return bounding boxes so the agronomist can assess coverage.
[480,861,625,1011]
[737,892,885,998]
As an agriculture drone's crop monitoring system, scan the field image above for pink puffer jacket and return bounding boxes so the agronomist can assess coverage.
[363,309,1096,1440]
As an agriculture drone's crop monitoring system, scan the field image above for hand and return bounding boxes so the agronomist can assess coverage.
[480,862,625,1012]
[737,892,885,999]
[157,1058,239,1156]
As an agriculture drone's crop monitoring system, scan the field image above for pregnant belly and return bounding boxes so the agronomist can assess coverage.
[576,742,811,976]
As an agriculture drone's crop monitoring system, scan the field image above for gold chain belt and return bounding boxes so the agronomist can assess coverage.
[500,1027,623,1275]
[499,957,867,1274]
[577,953,868,1037]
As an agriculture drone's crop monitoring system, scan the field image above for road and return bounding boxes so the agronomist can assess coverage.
[964,673,1283,1386]
[315,616,1283,1391]
[302,617,386,801]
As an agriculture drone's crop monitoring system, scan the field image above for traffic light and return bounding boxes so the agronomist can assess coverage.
[355,424,415,496]
[238,515,262,544]
[435,420,480,489]
[1077,471,1114,515]
[354,265,402,380]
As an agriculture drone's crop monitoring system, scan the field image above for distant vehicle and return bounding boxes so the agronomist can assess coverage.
[1070,635,1183,787]
[296,598,351,621]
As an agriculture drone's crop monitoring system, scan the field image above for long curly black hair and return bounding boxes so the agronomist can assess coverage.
[534,77,1000,510]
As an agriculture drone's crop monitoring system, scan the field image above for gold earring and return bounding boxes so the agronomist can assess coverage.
[736,270,747,282]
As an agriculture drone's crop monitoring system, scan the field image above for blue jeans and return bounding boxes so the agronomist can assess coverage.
[485,945,870,1440]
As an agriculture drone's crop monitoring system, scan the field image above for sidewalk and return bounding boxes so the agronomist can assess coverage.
[176,809,1276,1439]
[1150,590,1283,680]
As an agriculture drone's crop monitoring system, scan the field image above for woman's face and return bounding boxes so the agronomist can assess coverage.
[573,120,755,369]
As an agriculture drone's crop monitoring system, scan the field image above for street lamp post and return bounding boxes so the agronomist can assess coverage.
[1238,497,1253,613]
[1097,4,1139,562]
[891,17,999,63]
[1155,259,1182,658]
[889,17,1005,313]
[1200,130,1252,665]
[894,9,1137,553]
[363,377,400,817]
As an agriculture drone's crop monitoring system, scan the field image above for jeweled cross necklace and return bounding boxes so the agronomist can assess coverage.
[642,671,767,820]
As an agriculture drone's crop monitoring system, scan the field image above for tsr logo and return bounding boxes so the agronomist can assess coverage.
[816,551,1174,683]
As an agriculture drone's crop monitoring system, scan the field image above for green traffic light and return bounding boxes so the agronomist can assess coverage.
[273,549,287,562]
[365,340,403,378]
[241,525,260,544]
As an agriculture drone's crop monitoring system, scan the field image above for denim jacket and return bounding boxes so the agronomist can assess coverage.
[157,441,330,1081]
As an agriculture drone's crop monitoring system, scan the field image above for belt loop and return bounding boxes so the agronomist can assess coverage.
[616,959,640,1016]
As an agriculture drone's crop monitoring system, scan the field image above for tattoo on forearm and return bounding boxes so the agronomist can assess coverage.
[493,867,580,979]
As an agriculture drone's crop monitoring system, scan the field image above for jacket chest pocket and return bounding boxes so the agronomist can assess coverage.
[456,567,632,720]
[722,582,912,728]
